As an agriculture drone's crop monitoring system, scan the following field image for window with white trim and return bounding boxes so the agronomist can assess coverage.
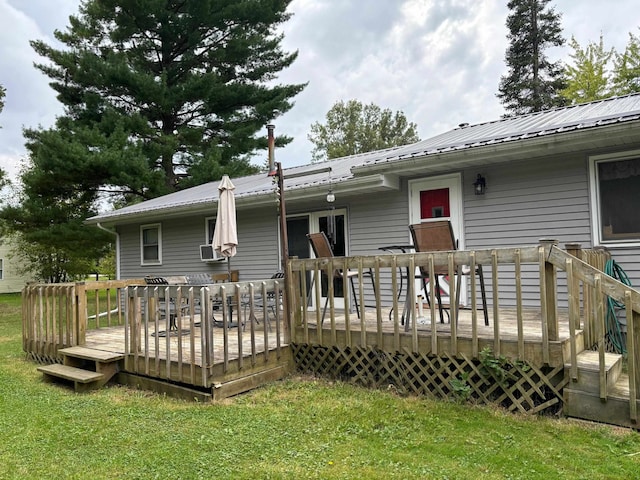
[140,224,162,265]
[590,151,640,245]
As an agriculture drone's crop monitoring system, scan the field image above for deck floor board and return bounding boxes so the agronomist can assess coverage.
[83,306,574,367]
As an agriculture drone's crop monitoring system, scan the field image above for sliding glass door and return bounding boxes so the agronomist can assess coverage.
[286,209,348,307]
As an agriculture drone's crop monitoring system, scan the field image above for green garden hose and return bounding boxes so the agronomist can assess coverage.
[604,259,631,354]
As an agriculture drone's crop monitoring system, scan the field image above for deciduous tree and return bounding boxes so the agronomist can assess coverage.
[308,100,420,162]
[612,31,640,95]
[561,35,613,104]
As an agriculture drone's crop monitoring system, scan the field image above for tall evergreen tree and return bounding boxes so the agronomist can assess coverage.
[27,0,305,201]
[308,100,420,163]
[561,35,613,104]
[497,0,567,115]
[1,0,305,281]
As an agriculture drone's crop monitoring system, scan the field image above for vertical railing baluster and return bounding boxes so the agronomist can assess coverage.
[625,292,637,422]
[566,258,579,381]
[594,275,607,400]
[470,252,478,358]
[429,256,437,356]
[492,250,501,357]
[515,250,523,361]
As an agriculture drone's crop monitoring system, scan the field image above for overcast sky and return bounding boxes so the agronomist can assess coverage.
[0,0,638,183]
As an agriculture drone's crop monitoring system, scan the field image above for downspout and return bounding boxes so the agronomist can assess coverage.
[96,222,120,280]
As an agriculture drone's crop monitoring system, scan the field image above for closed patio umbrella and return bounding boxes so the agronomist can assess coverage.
[212,175,237,279]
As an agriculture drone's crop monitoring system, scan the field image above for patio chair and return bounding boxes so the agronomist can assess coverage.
[144,276,190,331]
[306,232,375,323]
[409,221,488,325]
[243,271,284,330]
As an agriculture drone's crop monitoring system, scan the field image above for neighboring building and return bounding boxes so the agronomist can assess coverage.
[87,93,640,307]
[0,237,33,293]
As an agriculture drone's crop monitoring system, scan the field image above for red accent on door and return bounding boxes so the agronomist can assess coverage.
[420,188,450,219]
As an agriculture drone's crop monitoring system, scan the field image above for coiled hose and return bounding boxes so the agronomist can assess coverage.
[604,259,631,354]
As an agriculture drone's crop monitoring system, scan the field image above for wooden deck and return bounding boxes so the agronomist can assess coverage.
[22,243,640,426]
[78,304,576,370]
[84,314,288,366]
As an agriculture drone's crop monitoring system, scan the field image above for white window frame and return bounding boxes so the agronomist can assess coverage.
[589,149,640,248]
[140,223,162,266]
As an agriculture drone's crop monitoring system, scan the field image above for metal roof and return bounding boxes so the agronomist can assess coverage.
[88,93,640,225]
[352,93,640,171]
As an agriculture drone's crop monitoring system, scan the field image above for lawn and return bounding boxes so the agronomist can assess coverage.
[1,292,639,479]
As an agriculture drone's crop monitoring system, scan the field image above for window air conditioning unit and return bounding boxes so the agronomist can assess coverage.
[199,245,224,262]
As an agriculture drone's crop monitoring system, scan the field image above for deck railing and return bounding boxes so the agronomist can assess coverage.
[123,278,286,388]
[22,279,143,362]
[546,245,640,422]
[286,240,640,421]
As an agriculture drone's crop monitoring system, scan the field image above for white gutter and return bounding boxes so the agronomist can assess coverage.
[88,173,400,227]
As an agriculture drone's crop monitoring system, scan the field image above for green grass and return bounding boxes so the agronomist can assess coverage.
[1,292,640,479]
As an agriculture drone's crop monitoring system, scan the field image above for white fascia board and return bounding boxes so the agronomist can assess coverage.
[88,173,399,227]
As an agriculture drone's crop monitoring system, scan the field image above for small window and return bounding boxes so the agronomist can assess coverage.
[140,224,162,265]
[591,152,640,245]
[205,217,216,243]
[0,258,3,280]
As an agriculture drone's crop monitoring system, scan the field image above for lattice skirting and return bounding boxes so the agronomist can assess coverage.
[25,351,61,365]
[292,343,569,415]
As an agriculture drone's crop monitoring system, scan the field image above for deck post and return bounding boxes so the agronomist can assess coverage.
[539,239,559,341]
[564,243,583,333]
[75,282,87,346]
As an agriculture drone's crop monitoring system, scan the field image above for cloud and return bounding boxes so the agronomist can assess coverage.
[0,0,638,179]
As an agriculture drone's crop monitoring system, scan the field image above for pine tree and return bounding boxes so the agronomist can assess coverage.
[497,0,567,115]
[561,35,614,104]
[27,0,305,200]
[308,100,420,163]
[1,0,305,281]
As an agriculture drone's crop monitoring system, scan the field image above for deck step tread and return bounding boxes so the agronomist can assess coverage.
[38,364,104,383]
[58,346,124,362]
[569,350,622,371]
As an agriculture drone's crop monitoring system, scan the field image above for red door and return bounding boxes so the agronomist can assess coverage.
[420,188,450,220]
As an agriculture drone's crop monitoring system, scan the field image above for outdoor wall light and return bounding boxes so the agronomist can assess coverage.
[473,174,486,195]
[326,187,335,203]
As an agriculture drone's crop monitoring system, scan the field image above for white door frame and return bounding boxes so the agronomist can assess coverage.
[408,173,464,244]
[285,208,349,310]
[408,173,466,305]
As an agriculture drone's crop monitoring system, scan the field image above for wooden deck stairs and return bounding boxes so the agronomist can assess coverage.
[37,347,124,392]
[564,350,637,429]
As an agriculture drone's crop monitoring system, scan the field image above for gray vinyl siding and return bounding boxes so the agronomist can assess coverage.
[116,151,639,316]
[118,204,279,281]
[348,183,410,256]
[462,154,591,309]
[463,153,592,248]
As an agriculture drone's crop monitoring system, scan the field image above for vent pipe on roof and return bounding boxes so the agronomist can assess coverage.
[267,124,277,176]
